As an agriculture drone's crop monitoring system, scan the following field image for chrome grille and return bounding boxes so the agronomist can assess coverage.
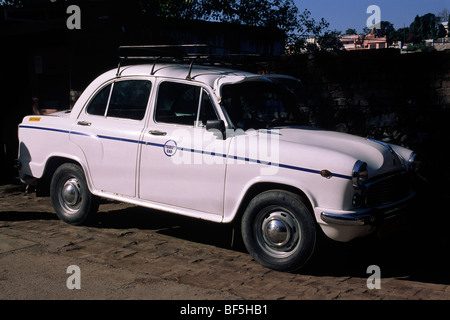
[365,172,411,207]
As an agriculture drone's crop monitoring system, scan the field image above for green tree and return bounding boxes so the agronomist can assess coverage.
[138,0,330,53]
[375,21,395,40]
[437,23,447,38]
[409,13,442,43]
[139,0,303,43]
[390,27,410,43]
[288,8,330,53]
[345,28,357,35]
[317,30,343,52]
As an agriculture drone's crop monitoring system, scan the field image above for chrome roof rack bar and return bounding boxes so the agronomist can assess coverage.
[117,44,209,78]
[186,58,197,81]
[116,44,265,79]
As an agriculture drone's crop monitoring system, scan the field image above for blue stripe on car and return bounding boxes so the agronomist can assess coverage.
[19,125,352,180]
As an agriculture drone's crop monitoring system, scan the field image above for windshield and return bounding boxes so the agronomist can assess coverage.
[220,79,307,131]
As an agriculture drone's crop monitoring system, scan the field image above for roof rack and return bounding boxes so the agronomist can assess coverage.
[116,44,265,79]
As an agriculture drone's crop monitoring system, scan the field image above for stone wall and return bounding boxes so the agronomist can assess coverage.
[270,49,450,193]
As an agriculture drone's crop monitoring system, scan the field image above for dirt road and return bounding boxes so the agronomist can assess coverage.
[1,182,449,301]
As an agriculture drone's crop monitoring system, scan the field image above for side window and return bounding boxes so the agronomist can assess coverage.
[155,82,218,126]
[107,80,151,120]
[86,84,112,116]
[155,82,199,126]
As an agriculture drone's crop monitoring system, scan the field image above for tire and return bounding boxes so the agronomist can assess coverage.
[50,163,99,225]
[241,190,316,272]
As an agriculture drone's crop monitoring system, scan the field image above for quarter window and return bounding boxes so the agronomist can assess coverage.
[86,84,112,116]
[85,80,151,120]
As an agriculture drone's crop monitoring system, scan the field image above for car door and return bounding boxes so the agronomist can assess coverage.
[139,79,230,216]
[70,78,152,197]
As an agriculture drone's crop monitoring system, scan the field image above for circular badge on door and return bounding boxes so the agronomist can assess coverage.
[163,140,177,157]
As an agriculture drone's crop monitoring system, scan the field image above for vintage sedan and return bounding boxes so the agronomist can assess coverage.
[17,56,418,271]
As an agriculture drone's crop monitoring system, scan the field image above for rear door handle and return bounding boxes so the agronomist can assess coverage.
[149,130,167,136]
[77,121,92,126]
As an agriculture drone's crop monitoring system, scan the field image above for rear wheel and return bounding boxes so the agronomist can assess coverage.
[241,190,316,272]
[50,163,99,225]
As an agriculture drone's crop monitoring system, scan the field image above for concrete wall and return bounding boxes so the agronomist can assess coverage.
[270,49,450,194]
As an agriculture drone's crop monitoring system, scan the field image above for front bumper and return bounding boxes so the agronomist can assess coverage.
[320,192,415,227]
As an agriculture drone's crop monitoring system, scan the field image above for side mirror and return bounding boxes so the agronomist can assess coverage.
[206,119,226,140]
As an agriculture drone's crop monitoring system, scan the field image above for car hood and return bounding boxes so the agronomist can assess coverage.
[268,127,407,176]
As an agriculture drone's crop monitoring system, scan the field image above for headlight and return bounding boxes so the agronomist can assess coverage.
[408,152,420,172]
[352,161,368,189]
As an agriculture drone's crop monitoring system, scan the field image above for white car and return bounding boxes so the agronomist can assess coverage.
[17,53,418,271]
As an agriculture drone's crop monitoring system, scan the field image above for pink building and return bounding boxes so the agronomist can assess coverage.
[340,29,388,51]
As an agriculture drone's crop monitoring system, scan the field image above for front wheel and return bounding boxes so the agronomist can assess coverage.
[241,190,316,272]
[50,163,99,225]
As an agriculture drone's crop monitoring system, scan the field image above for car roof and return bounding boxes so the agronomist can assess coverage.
[71,62,300,117]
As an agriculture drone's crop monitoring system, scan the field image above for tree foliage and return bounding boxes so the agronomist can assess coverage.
[139,0,331,49]
[3,0,336,53]
[140,0,301,37]
[316,30,343,52]
[409,13,444,42]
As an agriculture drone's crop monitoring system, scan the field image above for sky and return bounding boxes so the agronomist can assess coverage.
[293,0,450,33]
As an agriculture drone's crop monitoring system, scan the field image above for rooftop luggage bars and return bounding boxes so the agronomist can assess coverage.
[116,44,265,79]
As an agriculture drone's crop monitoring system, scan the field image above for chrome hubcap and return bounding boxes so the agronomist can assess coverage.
[60,178,82,213]
[256,209,301,259]
[263,218,290,247]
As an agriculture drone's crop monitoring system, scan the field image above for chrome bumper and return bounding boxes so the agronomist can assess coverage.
[320,192,415,226]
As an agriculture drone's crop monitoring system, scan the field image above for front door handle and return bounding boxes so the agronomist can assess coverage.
[77,121,92,126]
[149,130,167,136]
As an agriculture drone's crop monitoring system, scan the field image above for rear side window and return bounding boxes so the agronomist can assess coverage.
[86,84,112,116]
[85,80,151,120]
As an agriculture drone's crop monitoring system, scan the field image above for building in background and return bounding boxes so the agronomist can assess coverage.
[340,29,388,51]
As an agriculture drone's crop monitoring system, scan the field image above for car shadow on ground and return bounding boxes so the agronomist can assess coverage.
[92,205,238,250]
[89,190,450,286]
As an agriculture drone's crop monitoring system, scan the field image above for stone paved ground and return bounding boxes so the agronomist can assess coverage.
[0,183,449,301]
